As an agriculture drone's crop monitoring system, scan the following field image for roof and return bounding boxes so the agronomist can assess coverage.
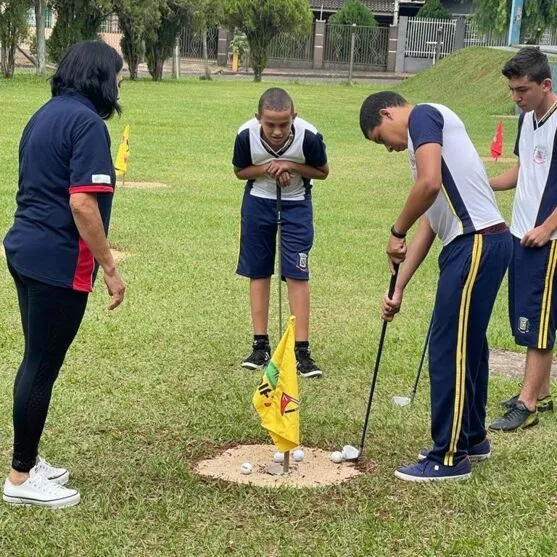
[309,0,396,14]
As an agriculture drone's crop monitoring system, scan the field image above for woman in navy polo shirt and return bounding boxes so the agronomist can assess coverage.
[2,41,125,509]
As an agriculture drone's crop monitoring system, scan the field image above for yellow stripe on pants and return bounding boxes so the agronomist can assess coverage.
[538,240,557,350]
[444,234,483,467]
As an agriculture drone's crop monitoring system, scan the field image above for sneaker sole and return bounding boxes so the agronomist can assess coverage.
[489,416,540,432]
[49,471,69,486]
[394,470,471,482]
[240,362,267,370]
[418,452,490,463]
[298,370,323,378]
[3,492,80,509]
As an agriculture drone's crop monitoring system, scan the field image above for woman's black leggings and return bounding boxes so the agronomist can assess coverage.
[8,263,88,472]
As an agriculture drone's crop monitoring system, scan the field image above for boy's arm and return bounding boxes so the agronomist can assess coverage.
[383,217,436,321]
[522,208,557,248]
[234,164,270,181]
[266,160,329,181]
[489,162,519,191]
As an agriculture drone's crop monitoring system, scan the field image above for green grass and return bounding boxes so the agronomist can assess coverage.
[0,48,554,555]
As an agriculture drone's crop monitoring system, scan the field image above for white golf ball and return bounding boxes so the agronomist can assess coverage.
[273,452,284,463]
[240,462,253,475]
[330,451,344,463]
[293,449,304,462]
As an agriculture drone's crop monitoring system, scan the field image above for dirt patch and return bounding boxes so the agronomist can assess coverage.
[110,249,129,263]
[194,444,364,488]
[120,182,168,189]
[490,349,557,379]
[481,157,517,164]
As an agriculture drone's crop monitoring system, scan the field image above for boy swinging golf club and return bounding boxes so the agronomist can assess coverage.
[360,92,511,482]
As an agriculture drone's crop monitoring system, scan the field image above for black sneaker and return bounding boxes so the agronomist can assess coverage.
[489,401,539,432]
[502,393,553,413]
[296,349,322,378]
[241,343,271,370]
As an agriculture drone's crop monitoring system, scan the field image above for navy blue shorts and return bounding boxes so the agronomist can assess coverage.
[236,190,314,280]
[509,236,557,349]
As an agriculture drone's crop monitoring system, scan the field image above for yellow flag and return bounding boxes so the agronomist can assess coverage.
[114,124,130,177]
[252,316,300,452]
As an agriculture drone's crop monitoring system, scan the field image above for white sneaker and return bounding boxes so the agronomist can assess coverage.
[31,456,69,485]
[3,475,80,509]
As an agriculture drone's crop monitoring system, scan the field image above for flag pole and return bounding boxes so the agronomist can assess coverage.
[283,450,290,474]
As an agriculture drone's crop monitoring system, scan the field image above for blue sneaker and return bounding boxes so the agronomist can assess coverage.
[395,457,471,482]
[418,438,491,463]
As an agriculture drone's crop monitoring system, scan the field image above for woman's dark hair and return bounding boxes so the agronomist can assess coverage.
[502,47,551,84]
[51,40,123,120]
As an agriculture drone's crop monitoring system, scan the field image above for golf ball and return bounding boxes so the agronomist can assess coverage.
[240,462,253,475]
[330,451,344,464]
[293,449,304,462]
[273,452,284,463]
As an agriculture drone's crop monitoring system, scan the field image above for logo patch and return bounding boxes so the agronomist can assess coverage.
[409,151,417,170]
[92,174,111,184]
[533,145,548,165]
[297,252,308,272]
[518,317,530,333]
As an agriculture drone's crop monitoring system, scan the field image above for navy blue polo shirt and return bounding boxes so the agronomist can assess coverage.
[3,91,116,292]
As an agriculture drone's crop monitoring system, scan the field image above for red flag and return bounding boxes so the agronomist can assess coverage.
[490,121,504,160]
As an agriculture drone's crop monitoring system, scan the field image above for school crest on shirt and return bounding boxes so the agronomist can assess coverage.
[297,252,308,272]
[518,317,530,333]
[533,145,548,165]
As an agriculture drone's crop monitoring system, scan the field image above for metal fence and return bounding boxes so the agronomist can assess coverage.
[268,25,314,62]
[100,13,120,34]
[540,28,557,46]
[180,27,218,60]
[464,21,507,48]
[405,18,456,58]
[324,24,389,68]
[26,7,53,28]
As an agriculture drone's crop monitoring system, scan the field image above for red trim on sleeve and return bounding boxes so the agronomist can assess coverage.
[69,185,114,194]
[73,238,94,292]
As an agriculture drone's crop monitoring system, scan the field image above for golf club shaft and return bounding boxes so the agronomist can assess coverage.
[276,183,283,335]
[410,314,433,402]
[358,264,400,455]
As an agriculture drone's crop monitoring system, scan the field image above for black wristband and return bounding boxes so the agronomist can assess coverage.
[390,225,406,239]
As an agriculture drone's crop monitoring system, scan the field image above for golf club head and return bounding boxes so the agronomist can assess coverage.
[342,445,360,461]
[392,395,412,407]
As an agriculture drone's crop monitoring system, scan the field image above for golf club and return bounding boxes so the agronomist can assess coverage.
[344,264,400,462]
[276,182,283,335]
[392,314,433,407]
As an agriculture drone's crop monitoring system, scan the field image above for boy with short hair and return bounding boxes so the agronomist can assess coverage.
[233,88,329,378]
[360,91,512,481]
[489,47,557,431]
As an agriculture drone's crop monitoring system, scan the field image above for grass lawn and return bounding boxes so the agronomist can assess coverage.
[0,48,555,555]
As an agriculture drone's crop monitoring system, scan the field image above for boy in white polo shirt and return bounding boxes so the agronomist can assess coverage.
[489,48,557,431]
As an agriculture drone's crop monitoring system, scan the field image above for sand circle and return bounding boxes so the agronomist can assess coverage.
[120,181,168,189]
[195,444,364,488]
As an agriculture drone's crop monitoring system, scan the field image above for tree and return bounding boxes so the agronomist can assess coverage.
[144,0,192,81]
[47,0,112,62]
[224,0,312,82]
[416,0,451,19]
[473,0,557,43]
[113,0,159,80]
[192,0,223,80]
[0,0,31,78]
[34,0,46,75]
[329,0,377,26]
